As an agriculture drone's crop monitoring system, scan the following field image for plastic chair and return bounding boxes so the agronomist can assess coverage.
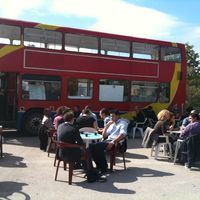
[151,135,172,160]
[108,137,127,171]
[132,118,148,140]
[54,141,88,185]
[173,138,184,164]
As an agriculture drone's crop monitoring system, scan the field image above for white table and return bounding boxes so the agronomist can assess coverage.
[167,130,182,135]
[80,133,103,147]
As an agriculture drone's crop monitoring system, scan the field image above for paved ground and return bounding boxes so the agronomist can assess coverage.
[0,134,200,200]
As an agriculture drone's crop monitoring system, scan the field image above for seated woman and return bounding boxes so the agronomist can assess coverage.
[53,106,66,130]
[152,110,177,146]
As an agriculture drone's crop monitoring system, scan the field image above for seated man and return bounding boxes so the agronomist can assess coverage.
[180,112,200,139]
[57,111,88,169]
[180,110,198,130]
[89,109,128,173]
[177,112,200,168]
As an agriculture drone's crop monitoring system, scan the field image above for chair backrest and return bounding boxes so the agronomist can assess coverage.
[79,127,97,133]
[56,141,85,149]
[117,137,127,153]
[142,127,155,148]
[48,128,56,137]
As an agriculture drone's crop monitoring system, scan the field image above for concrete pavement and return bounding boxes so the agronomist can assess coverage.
[0,134,200,200]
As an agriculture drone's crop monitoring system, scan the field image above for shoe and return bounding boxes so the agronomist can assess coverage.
[74,162,83,169]
[97,176,107,183]
[184,163,191,169]
[100,168,109,175]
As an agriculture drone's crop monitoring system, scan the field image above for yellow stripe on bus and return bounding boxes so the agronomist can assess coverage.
[0,45,23,58]
[151,63,181,113]
[172,42,178,47]
[121,63,181,119]
[35,23,59,30]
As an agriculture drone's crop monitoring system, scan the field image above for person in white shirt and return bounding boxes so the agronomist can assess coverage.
[89,109,128,174]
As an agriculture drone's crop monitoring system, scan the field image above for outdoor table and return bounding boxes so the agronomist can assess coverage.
[167,130,182,135]
[80,132,103,147]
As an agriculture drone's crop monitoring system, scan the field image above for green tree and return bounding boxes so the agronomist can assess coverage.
[185,43,200,107]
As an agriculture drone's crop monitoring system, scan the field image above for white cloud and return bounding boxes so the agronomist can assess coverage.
[181,26,200,54]
[0,0,44,18]
[50,0,180,38]
[0,0,199,54]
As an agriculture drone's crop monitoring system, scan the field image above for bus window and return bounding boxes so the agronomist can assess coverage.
[99,79,129,102]
[132,42,159,60]
[0,24,21,45]
[24,28,62,50]
[131,81,158,102]
[161,46,181,62]
[65,33,98,54]
[159,83,170,103]
[68,78,93,99]
[22,74,61,100]
[101,38,130,57]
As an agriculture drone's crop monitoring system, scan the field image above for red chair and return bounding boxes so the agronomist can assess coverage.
[54,141,88,185]
[108,137,127,171]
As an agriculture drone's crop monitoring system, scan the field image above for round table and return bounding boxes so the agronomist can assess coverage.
[80,133,103,147]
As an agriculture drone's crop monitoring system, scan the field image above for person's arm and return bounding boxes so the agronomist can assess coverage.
[44,117,54,129]
[93,121,98,130]
[169,119,175,130]
[180,125,191,139]
[162,121,168,135]
[102,121,114,139]
[74,128,84,145]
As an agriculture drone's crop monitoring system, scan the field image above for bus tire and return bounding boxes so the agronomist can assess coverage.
[23,111,43,136]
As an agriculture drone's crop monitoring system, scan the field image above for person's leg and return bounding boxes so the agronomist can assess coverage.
[89,141,108,172]
[43,132,48,151]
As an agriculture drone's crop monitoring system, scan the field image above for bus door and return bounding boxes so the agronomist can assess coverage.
[0,73,18,123]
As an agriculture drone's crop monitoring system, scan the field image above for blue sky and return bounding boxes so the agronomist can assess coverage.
[0,0,200,54]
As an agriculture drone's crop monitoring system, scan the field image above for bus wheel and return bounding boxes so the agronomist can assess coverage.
[23,111,43,135]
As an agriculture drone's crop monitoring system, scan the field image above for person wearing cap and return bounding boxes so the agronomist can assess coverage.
[180,110,198,130]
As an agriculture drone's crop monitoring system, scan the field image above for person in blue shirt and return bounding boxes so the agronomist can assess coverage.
[99,108,111,127]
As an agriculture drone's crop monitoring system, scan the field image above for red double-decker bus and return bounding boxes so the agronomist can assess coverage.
[0,18,186,135]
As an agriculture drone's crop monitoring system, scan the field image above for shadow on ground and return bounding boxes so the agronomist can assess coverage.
[76,167,174,194]
[0,153,27,168]
[0,181,30,200]
[3,135,39,148]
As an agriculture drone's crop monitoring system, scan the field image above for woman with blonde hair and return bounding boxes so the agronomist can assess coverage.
[152,109,174,145]
[157,109,170,121]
